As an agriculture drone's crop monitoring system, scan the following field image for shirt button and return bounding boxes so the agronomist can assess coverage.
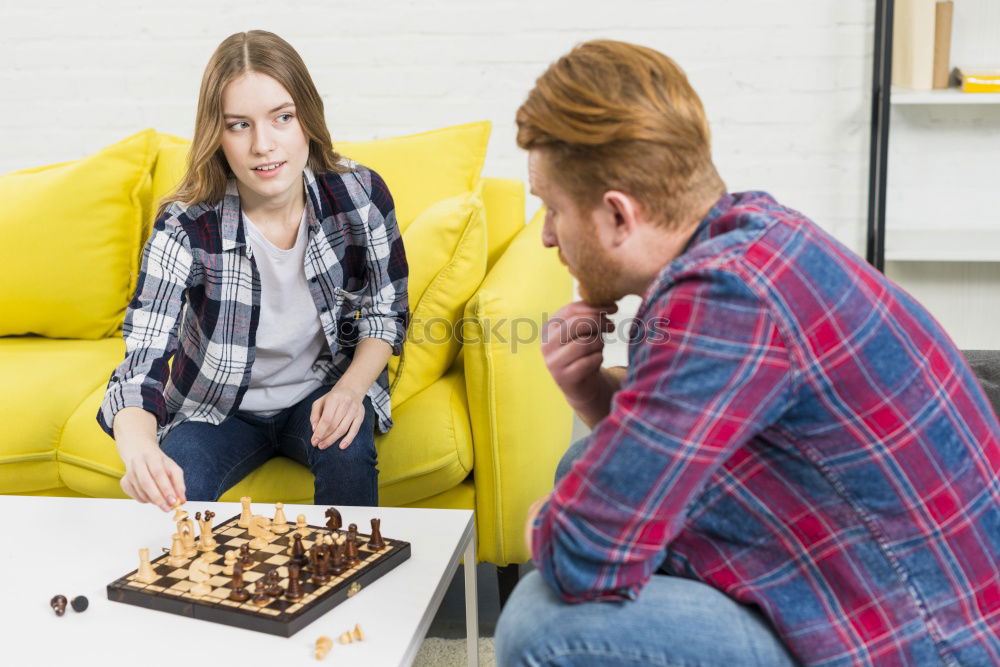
[310,276,318,283]
[321,306,328,313]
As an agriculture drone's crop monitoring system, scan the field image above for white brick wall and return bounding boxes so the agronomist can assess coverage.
[3,0,997,357]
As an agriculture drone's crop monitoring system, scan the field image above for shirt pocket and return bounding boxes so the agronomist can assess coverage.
[334,284,367,347]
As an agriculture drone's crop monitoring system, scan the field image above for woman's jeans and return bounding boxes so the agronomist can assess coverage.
[494,438,798,666]
[160,384,378,506]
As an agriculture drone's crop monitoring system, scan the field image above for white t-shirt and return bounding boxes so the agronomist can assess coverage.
[238,208,326,416]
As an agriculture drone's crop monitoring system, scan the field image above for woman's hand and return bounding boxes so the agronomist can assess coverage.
[310,385,366,450]
[117,436,186,512]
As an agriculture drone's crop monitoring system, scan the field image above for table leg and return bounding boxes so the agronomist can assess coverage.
[464,528,479,667]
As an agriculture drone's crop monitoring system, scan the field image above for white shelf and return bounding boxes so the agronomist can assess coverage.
[885,228,1000,262]
[891,87,1000,105]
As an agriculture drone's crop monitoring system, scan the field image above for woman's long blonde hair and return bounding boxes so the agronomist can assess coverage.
[155,30,348,221]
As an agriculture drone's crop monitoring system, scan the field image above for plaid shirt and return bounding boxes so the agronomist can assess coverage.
[533,191,1000,665]
[97,163,408,442]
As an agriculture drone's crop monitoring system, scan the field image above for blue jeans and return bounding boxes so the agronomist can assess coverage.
[494,438,798,666]
[160,385,378,506]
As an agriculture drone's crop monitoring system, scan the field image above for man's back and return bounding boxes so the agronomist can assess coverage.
[653,191,1000,664]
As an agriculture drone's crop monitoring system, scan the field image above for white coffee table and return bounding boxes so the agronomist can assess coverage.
[3,495,478,666]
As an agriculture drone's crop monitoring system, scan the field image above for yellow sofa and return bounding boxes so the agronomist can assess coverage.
[0,125,573,571]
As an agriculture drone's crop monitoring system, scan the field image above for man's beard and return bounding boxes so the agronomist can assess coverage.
[564,233,622,307]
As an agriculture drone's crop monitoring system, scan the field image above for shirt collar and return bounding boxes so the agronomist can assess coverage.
[219,164,321,252]
[637,191,736,307]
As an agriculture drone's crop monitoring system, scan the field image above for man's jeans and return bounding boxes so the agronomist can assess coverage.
[494,438,798,666]
[160,385,378,506]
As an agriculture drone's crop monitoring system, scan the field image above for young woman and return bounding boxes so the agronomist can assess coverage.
[97,30,409,512]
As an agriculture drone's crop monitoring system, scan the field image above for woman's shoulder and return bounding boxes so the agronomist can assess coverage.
[153,200,215,241]
[316,160,389,202]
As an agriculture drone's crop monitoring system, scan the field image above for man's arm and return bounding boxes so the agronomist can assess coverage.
[531,270,794,602]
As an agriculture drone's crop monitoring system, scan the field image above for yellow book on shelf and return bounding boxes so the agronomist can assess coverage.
[955,67,1000,93]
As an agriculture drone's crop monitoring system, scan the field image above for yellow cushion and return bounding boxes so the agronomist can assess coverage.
[0,129,158,339]
[335,121,491,230]
[388,190,487,406]
[149,121,491,234]
[0,336,124,493]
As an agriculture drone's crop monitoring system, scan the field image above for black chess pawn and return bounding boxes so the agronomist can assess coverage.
[369,518,385,551]
[291,533,308,568]
[325,507,342,533]
[347,523,358,542]
[251,579,270,606]
[229,562,250,602]
[238,543,254,568]
[265,569,284,598]
[346,534,360,566]
[285,564,304,600]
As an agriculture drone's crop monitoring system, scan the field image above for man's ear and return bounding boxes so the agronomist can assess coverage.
[603,190,641,247]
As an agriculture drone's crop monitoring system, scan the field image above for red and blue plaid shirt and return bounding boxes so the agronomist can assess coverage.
[533,191,1000,665]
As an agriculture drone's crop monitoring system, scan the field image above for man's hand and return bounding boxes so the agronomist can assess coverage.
[117,438,186,512]
[523,493,551,555]
[310,385,366,450]
[543,301,619,427]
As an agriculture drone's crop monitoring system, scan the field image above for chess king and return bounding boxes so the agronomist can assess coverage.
[97,29,409,511]
[494,39,1000,666]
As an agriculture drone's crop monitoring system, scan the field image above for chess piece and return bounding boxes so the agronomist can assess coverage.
[369,518,385,551]
[251,579,270,606]
[167,533,187,567]
[50,595,67,616]
[325,507,342,533]
[291,533,308,568]
[189,553,212,596]
[271,502,289,534]
[295,513,309,536]
[330,541,346,576]
[238,544,254,568]
[312,547,331,584]
[339,631,353,644]
[238,496,253,528]
[315,636,333,659]
[352,623,364,642]
[347,523,358,540]
[345,534,359,567]
[70,596,89,613]
[285,563,304,600]
[136,547,157,583]
[229,562,250,601]
[179,516,197,557]
[222,550,237,576]
[248,515,274,549]
[265,569,284,597]
[197,510,217,550]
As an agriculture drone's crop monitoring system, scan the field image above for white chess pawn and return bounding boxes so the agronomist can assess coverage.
[271,503,290,534]
[295,514,309,536]
[167,533,187,568]
[136,547,157,584]
[238,496,253,528]
[222,550,237,576]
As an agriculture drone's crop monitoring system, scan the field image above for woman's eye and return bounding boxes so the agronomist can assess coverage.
[278,113,294,123]
[228,121,248,131]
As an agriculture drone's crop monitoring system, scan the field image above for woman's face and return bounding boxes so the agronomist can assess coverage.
[220,71,310,208]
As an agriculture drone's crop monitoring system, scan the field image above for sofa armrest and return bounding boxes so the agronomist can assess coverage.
[462,209,574,565]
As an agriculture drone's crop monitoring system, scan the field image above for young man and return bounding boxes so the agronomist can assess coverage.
[495,40,1000,666]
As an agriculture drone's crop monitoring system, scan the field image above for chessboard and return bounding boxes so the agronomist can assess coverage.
[107,513,410,637]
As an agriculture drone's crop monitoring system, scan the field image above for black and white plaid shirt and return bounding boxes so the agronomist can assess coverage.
[98,163,409,442]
